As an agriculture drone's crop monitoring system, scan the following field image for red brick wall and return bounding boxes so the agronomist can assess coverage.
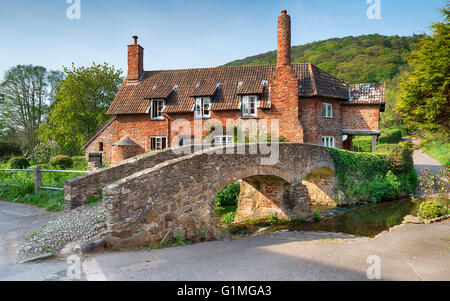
[341,104,381,131]
[115,114,167,151]
[85,119,117,164]
[300,97,343,148]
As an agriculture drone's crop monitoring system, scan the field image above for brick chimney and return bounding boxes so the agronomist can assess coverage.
[277,9,291,67]
[127,35,144,82]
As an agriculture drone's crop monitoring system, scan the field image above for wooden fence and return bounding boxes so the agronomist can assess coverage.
[0,167,87,192]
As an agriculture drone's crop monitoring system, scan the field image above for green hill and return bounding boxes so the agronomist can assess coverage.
[224,34,421,84]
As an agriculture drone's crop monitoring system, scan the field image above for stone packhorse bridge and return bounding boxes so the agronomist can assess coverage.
[65,143,337,248]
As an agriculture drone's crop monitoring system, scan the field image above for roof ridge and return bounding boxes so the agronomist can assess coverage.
[143,63,311,73]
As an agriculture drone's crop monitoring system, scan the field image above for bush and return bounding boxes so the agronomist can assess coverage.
[7,156,30,169]
[220,212,236,224]
[352,128,403,152]
[49,155,73,169]
[0,141,22,162]
[328,144,417,204]
[215,182,240,207]
[417,200,443,219]
[71,156,87,170]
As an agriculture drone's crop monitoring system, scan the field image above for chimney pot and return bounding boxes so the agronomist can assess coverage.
[132,35,138,45]
[281,9,287,15]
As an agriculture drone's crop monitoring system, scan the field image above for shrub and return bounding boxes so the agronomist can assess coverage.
[49,155,73,169]
[215,182,240,207]
[31,140,61,164]
[0,141,22,162]
[352,128,403,152]
[71,156,87,170]
[220,212,236,224]
[313,211,321,221]
[328,144,417,204]
[7,156,30,169]
[417,200,442,219]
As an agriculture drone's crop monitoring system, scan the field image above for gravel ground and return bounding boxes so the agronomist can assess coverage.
[19,202,106,258]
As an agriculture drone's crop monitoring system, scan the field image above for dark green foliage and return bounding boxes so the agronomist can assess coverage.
[417,200,443,219]
[215,182,240,207]
[225,34,420,84]
[328,144,416,204]
[0,141,22,162]
[49,155,73,169]
[7,156,30,169]
[352,127,404,152]
[397,3,450,132]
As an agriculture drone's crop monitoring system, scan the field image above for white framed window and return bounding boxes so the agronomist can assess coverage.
[213,135,233,145]
[194,97,211,119]
[241,95,258,117]
[321,136,335,147]
[150,136,167,150]
[322,103,333,118]
[150,99,165,120]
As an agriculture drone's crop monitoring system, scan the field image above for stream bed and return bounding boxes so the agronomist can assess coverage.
[217,198,421,238]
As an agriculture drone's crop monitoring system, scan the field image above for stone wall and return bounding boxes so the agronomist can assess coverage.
[301,168,337,207]
[65,145,198,209]
[101,143,336,248]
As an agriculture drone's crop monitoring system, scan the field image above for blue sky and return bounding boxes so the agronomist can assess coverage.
[0,0,446,78]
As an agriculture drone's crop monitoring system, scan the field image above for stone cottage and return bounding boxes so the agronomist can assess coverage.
[84,10,385,164]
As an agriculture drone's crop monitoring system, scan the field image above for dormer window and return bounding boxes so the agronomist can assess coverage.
[150,99,165,120]
[194,97,211,119]
[242,95,258,117]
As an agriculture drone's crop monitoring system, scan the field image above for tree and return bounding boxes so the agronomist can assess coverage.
[0,65,64,153]
[397,3,450,132]
[39,63,123,155]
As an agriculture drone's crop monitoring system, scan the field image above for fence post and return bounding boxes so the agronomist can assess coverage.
[34,166,42,193]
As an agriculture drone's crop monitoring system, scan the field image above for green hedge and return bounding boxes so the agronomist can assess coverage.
[352,128,403,152]
[328,143,417,204]
[7,156,30,169]
[50,155,73,169]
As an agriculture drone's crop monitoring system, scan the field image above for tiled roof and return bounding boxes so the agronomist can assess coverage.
[106,63,373,115]
[236,80,266,95]
[146,85,175,99]
[347,83,386,104]
[190,79,219,97]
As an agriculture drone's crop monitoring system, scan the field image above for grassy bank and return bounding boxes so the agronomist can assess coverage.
[420,132,450,167]
[0,156,87,211]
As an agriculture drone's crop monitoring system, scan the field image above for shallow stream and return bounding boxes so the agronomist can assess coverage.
[216,198,421,238]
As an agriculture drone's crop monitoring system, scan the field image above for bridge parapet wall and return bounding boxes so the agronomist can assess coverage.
[64,145,200,209]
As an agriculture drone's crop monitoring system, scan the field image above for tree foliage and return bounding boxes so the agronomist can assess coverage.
[39,63,123,155]
[0,65,64,152]
[397,4,450,133]
[225,34,420,84]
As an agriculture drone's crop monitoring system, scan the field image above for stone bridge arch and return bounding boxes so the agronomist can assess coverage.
[102,143,336,248]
